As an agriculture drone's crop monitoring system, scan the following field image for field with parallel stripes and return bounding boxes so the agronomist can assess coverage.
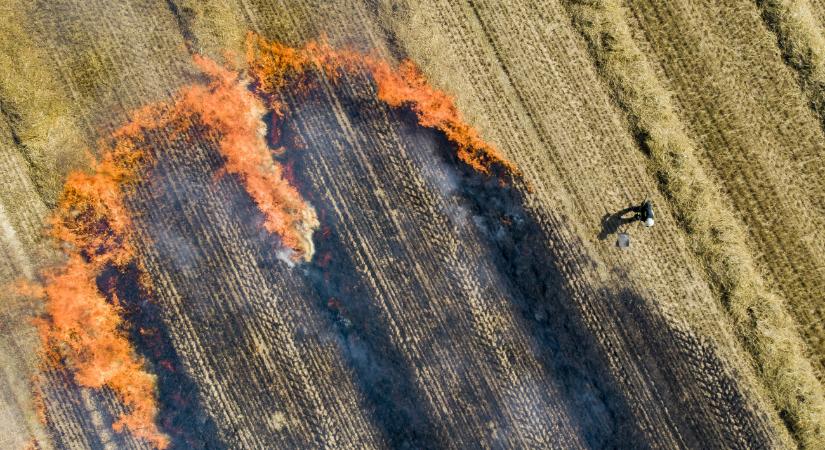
[1,0,823,448]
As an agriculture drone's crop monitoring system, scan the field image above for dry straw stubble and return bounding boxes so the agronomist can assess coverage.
[757,0,825,128]
[564,0,825,447]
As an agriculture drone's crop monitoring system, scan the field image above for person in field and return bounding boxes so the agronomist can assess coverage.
[633,199,655,227]
[599,199,655,248]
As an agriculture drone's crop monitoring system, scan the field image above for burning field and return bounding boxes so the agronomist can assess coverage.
[2,0,825,449]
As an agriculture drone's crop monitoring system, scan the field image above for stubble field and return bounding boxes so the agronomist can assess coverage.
[1,0,823,448]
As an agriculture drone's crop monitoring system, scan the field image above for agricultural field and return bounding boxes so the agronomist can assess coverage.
[0,0,823,449]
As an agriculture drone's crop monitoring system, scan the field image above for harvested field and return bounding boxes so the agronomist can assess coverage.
[1,0,823,449]
[623,0,825,370]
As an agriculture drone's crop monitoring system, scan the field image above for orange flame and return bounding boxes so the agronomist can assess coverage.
[187,55,319,258]
[31,33,516,450]
[36,256,165,446]
[245,32,519,177]
[111,55,319,261]
[32,51,317,448]
[27,130,169,447]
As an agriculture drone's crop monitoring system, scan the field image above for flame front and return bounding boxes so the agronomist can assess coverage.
[34,135,168,447]
[29,32,518,449]
[32,51,317,449]
[245,32,519,177]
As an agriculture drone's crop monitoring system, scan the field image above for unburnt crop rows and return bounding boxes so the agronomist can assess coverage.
[2,0,825,448]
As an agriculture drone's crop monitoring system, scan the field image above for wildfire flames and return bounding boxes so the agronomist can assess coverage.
[28,136,168,447]
[25,31,517,448]
[245,32,519,177]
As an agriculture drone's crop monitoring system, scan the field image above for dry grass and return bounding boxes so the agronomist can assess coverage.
[0,1,87,207]
[3,0,823,446]
[624,0,825,395]
[564,0,825,446]
[168,0,247,63]
[757,0,825,126]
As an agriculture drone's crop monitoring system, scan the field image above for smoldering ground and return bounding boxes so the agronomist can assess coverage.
[123,64,636,449]
[384,110,646,447]
[604,284,780,448]
[278,65,778,449]
[124,114,408,448]
[277,66,644,448]
[88,47,781,450]
[103,261,223,449]
[276,80,445,449]
[430,125,779,447]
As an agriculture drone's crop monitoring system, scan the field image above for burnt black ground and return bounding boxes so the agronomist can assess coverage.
[106,263,224,449]
[279,72,647,447]
[84,68,783,449]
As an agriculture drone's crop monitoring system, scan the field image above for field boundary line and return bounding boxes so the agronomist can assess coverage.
[563,0,825,447]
